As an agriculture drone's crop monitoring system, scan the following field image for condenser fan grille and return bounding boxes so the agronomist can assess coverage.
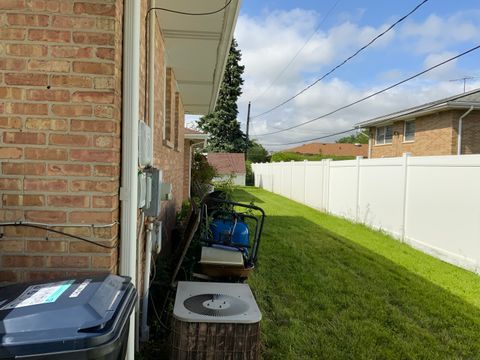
[174,281,261,323]
[183,293,249,317]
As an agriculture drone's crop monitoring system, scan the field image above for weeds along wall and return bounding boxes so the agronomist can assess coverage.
[252,154,480,274]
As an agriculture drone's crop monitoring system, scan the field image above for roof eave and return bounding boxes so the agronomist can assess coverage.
[185,133,209,141]
[155,0,242,116]
[357,103,480,128]
[208,1,241,113]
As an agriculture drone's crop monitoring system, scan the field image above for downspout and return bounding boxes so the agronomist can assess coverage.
[139,4,156,342]
[457,106,474,155]
[120,1,140,359]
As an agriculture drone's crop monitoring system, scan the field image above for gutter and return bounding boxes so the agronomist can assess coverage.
[120,1,140,359]
[457,106,474,155]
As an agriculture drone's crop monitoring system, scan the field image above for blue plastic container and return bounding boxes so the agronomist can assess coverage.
[210,219,250,247]
[0,274,136,360]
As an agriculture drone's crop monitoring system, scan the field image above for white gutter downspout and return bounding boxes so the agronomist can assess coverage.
[120,1,140,359]
[457,106,474,155]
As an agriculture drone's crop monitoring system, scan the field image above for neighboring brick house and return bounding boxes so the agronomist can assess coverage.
[285,142,368,157]
[357,89,480,158]
[0,0,240,352]
[207,152,246,186]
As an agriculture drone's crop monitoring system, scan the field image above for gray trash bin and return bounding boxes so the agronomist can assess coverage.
[0,274,136,360]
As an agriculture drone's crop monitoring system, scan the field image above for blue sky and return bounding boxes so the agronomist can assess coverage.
[228,0,480,148]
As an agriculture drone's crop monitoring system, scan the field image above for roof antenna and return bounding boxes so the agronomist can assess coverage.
[449,76,477,93]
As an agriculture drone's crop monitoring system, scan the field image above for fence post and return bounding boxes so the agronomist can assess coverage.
[324,159,332,212]
[355,156,363,222]
[290,160,294,199]
[400,152,411,242]
[303,160,308,204]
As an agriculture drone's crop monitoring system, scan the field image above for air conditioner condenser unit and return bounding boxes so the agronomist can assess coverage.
[171,281,262,360]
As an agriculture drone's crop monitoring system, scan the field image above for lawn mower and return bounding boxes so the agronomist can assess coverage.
[196,193,265,281]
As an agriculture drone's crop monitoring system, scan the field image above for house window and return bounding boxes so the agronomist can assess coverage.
[404,120,415,142]
[164,67,173,145]
[375,125,393,145]
[174,92,180,150]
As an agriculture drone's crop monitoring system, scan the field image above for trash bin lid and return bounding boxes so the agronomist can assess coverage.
[0,274,136,358]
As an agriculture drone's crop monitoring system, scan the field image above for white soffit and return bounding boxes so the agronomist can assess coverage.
[154,0,241,115]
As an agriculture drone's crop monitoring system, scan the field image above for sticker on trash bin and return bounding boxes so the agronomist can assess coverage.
[0,280,74,310]
[69,279,91,298]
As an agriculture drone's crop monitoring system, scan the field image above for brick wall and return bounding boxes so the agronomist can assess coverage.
[369,111,457,158]
[150,16,185,252]
[0,0,123,282]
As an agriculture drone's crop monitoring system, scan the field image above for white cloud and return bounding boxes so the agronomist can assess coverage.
[422,51,459,80]
[400,12,480,53]
[196,9,480,151]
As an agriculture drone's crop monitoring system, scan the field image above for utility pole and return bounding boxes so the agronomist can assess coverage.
[245,101,251,160]
[246,101,251,143]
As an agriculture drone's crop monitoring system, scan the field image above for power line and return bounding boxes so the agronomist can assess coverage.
[263,87,480,147]
[249,121,332,137]
[250,0,342,103]
[147,0,233,17]
[263,128,357,146]
[251,0,429,119]
[255,44,480,137]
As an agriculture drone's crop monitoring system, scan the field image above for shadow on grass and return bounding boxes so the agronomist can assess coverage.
[251,215,480,360]
[233,187,265,203]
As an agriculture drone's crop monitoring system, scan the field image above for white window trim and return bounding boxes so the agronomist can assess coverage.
[403,119,415,143]
[375,125,393,146]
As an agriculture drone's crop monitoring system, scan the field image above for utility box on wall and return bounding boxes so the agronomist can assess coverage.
[144,168,162,217]
[138,121,153,167]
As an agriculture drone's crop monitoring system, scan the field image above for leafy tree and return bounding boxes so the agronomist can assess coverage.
[247,140,270,163]
[198,39,247,152]
[336,130,369,144]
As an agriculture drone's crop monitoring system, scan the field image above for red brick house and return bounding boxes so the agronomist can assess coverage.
[0,0,240,354]
[357,89,480,158]
[207,152,246,185]
[285,142,368,157]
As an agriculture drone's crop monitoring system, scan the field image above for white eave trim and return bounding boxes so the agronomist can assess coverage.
[357,103,480,128]
[209,0,242,113]
[185,133,209,141]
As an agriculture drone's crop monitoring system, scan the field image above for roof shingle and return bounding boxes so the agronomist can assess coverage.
[285,143,367,157]
[207,153,246,175]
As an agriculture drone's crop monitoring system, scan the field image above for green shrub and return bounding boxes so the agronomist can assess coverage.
[245,160,254,186]
[271,152,354,162]
[191,152,216,198]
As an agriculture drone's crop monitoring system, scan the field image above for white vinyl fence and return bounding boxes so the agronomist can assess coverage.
[252,154,480,273]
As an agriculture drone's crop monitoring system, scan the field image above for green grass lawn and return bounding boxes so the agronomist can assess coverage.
[234,187,480,360]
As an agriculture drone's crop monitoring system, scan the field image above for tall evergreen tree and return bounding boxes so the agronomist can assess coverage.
[198,39,247,152]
